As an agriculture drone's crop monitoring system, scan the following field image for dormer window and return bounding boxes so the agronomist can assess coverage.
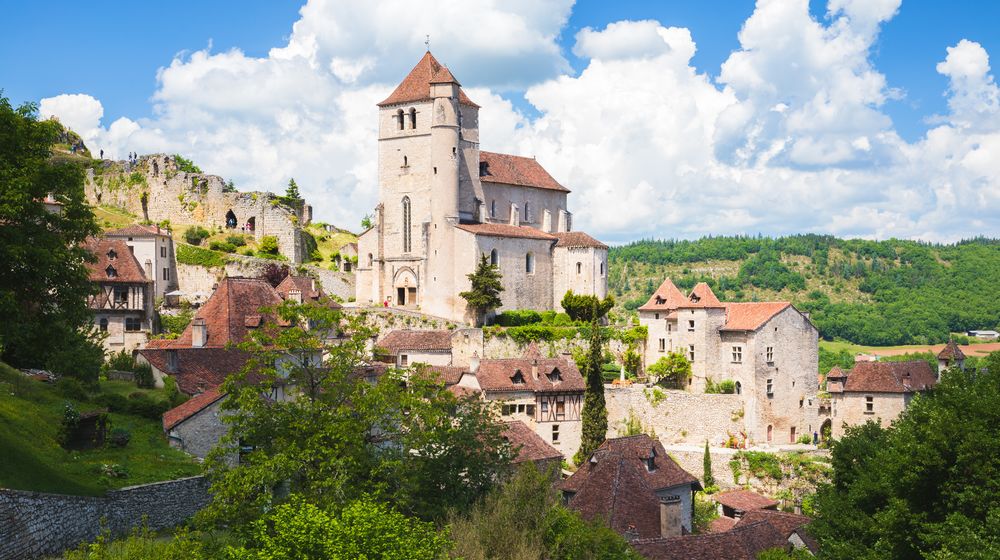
[106,249,117,259]
[105,265,118,278]
[480,161,489,176]
[690,293,701,303]
[511,370,526,385]
[655,296,665,304]
[645,447,657,471]
[546,368,562,383]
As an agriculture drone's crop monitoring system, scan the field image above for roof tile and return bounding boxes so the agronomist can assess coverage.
[378,51,478,107]
[455,223,557,241]
[552,231,608,249]
[843,360,937,393]
[479,151,569,192]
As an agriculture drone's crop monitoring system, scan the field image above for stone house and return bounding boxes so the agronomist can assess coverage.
[936,339,966,371]
[84,237,154,352]
[162,387,226,459]
[712,489,779,521]
[376,329,456,367]
[338,242,358,273]
[825,360,937,439]
[104,224,176,300]
[638,278,820,445]
[356,51,608,322]
[559,434,701,538]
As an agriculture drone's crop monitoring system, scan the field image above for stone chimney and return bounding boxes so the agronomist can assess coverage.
[531,358,539,381]
[166,349,179,373]
[192,318,207,348]
[557,209,569,232]
[659,495,682,538]
[470,351,481,373]
[289,289,303,304]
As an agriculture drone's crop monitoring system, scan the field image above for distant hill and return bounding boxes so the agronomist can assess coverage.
[608,235,1000,346]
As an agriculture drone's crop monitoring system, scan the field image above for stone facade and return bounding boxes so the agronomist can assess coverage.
[605,385,744,446]
[174,256,355,304]
[0,477,209,560]
[166,398,227,459]
[828,391,912,439]
[86,155,311,262]
[105,225,177,299]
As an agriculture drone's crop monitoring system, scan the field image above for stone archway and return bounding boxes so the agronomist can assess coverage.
[393,267,418,307]
[226,210,237,229]
[820,419,832,442]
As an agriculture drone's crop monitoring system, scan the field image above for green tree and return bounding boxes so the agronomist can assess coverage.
[703,441,715,488]
[202,300,513,527]
[257,235,280,256]
[183,225,210,246]
[0,96,103,381]
[459,254,504,326]
[647,352,692,389]
[560,291,615,323]
[172,154,201,173]
[285,178,301,200]
[810,354,1000,559]
[574,320,607,465]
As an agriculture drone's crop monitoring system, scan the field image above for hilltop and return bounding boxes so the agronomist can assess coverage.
[609,235,1000,346]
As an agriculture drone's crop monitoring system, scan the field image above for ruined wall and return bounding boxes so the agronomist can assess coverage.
[0,476,209,560]
[605,385,744,446]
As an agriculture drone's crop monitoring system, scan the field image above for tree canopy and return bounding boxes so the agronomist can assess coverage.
[560,291,615,323]
[460,254,504,325]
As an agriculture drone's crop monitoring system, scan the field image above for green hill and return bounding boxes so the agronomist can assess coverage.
[608,235,1000,346]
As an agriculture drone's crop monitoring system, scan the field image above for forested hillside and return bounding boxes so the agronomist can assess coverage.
[608,235,1000,346]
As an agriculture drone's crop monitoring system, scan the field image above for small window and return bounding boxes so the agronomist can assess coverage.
[600,262,605,276]
[555,399,566,418]
[552,424,560,442]
[107,249,117,260]
[525,253,535,274]
[523,202,530,223]
[400,354,409,367]
[654,313,660,320]
[99,318,108,332]
[160,246,166,258]
[368,253,374,267]
[511,370,526,385]
[766,346,774,364]
[409,107,417,129]
[547,368,562,383]
[105,265,118,278]
[688,320,695,332]
[658,338,666,352]
[576,262,582,274]
[541,401,549,414]
[767,425,773,442]
[865,396,874,414]
[396,109,404,130]
[113,286,129,304]
[732,346,742,363]
[490,200,497,218]
[526,404,535,416]
[162,268,169,281]
[688,345,695,361]
[124,317,141,332]
[790,427,797,443]
[735,381,742,395]
[767,379,774,396]
[402,155,408,167]
[501,404,511,416]
[490,249,499,266]
[517,404,525,414]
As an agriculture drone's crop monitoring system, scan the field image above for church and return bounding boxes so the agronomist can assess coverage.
[356,52,608,323]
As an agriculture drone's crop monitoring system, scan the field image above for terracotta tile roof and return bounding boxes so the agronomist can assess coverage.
[552,231,608,249]
[144,338,176,349]
[734,509,811,538]
[720,302,793,331]
[843,360,937,393]
[564,449,663,539]
[638,278,690,312]
[447,384,480,398]
[709,516,738,533]
[83,237,151,284]
[378,51,478,107]
[826,366,847,393]
[275,275,331,304]
[503,420,563,464]
[679,282,725,308]
[138,347,251,395]
[171,277,284,348]
[426,365,467,386]
[377,329,454,354]
[714,489,779,513]
[476,346,584,394]
[162,387,224,430]
[632,520,787,560]
[104,224,170,237]
[561,434,699,495]
[455,222,557,241]
[479,151,569,192]
[937,339,966,361]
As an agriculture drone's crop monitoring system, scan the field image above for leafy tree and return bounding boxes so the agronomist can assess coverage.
[0,96,103,380]
[560,291,614,323]
[460,254,504,326]
[575,320,608,465]
[703,441,715,488]
[172,154,201,173]
[810,354,1000,559]
[647,352,692,389]
[257,235,280,256]
[202,300,513,527]
[361,214,374,230]
[285,178,301,200]
[183,226,210,246]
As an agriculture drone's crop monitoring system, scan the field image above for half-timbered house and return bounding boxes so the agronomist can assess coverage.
[84,237,154,352]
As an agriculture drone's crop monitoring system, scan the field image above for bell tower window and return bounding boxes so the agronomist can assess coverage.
[396,109,404,130]
[409,108,417,129]
[402,196,412,253]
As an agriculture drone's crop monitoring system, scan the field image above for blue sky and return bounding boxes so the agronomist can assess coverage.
[3,1,999,241]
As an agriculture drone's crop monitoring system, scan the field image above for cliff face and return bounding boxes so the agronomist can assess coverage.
[86,154,312,263]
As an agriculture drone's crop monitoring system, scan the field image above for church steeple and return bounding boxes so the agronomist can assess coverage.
[377,52,478,108]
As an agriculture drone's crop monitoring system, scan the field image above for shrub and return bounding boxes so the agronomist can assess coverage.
[134,362,154,389]
[55,377,90,401]
[705,378,737,394]
[495,310,543,327]
[104,350,137,373]
[126,392,169,419]
[225,234,246,247]
[94,392,129,413]
[46,336,103,386]
[108,428,131,448]
[797,434,813,445]
[258,235,280,256]
[560,291,615,322]
[183,226,210,245]
[172,154,202,174]
[208,240,236,253]
[160,310,193,337]
[176,244,226,267]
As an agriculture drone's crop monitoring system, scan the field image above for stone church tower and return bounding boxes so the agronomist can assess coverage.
[358,52,608,323]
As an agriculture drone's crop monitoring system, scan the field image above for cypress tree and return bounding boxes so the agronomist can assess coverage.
[703,441,715,488]
[575,316,608,465]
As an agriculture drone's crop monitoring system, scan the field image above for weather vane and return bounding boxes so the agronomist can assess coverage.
[425,34,430,51]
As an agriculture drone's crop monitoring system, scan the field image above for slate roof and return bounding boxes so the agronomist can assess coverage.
[504,420,563,465]
[639,278,688,312]
[842,360,937,393]
[720,302,793,331]
[561,434,700,495]
[162,387,224,430]
[476,345,584,394]
[139,347,251,395]
[171,277,284,348]
[104,224,170,237]
[631,520,788,560]
[378,51,478,107]
[377,329,454,354]
[455,223,557,241]
[83,238,151,284]
[714,489,780,513]
[552,231,608,250]
[937,339,966,361]
[479,151,569,192]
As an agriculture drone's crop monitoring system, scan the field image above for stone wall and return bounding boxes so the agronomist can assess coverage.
[0,476,209,560]
[605,385,744,446]
[483,333,636,361]
[174,257,355,303]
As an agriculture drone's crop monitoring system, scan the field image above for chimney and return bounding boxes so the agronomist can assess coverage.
[794,499,803,516]
[531,358,539,381]
[470,351,481,373]
[192,318,207,348]
[166,349,179,373]
[659,495,682,538]
[289,289,303,304]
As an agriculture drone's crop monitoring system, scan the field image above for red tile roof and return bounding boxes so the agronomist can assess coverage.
[83,237,151,284]
[734,509,811,538]
[378,51,478,107]
[561,434,699,495]
[709,516,738,533]
[503,421,563,464]
[162,387,224,430]
[720,302,793,331]
[552,231,608,250]
[425,365,467,386]
[639,278,688,312]
[139,347,251,395]
[275,275,332,304]
[476,346,584,394]
[680,283,725,308]
[377,330,454,354]
[104,224,170,237]
[455,223,557,241]
[632,520,787,560]
[479,151,569,192]
[937,339,966,361]
[171,277,284,348]
[843,360,937,393]
[564,448,664,539]
[714,489,779,513]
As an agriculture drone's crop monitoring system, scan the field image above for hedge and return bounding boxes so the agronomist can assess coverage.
[176,244,227,267]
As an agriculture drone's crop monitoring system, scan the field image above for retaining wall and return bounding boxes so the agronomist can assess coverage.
[605,385,744,447]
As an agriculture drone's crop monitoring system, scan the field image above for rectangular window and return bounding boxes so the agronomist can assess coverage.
[162,268,169,281]
[732,346,742,363]
[556,399,566,419]
[517,404,525,414]
[541,401,549,414]
[790,427,797,443]
[655,313,660,320]
[766,346,774,364]
[667,323,672,332]
[124,317,141,331]
[688,345,695,361]
[766,379,773,397]
[552,424,560,443]
[688,320,695,332]
[113,287,129,304]
[865,396,874,414]
[658,338,666,352]
[399,354,409,367]
[526,404,535,417]
[160,246,166,258]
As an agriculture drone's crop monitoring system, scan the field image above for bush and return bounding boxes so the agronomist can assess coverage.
[225,234,246,247]
[183,226,210,246]
[104,350,137,373]
[208,240,236,253]
[705,379,736,394]
[45,335,103,386]
[258,235,280,256]
[56,377,90,401]
[126,392,169,419]
[495,310,543,327]
[176,244,226,267]
[108,428,131,448]
[797,434,813,445]
[94,392,129,413]
[560,291,615,322]
[133,362,154,389]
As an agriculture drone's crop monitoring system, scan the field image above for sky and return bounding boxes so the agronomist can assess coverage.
[3,0,999,243]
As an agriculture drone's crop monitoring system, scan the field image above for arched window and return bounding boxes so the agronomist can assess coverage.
[99,318,108,332]
[396,109,404,130]
[403,155,408,167]
[409,108,417,129]
[735,381,742,395]
[576,262,582,275]
[368,253,374,267]
[523,202,530,223]
[402,197,412,253]
[490,200,496,218]
[525,252,535,274]
[766,425,773,443]
[490,249,499,266]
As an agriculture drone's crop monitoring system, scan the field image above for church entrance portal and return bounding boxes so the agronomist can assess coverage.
[393,268,418,308]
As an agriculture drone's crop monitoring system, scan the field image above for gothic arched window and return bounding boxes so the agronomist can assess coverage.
[523,202,530,223]
[402,196,412,253]
[525,252,535,274]
[409,108,417,129]
[490,249,499,266]
[396,109,404,130]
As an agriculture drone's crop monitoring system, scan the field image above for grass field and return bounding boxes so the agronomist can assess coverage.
[94,205,138,230]
[820,339,1000,357]
[0,363,200,496]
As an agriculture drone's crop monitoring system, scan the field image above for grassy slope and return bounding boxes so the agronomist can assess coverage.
[304,223,357,267]
[0,363,200,496]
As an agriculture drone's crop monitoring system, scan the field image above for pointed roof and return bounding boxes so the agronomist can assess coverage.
[378,51,478,108]
[638,278,688,312]
[937,339,966,362]
[83,237,151,284]
[680,283,725,309]
[479,151,569,192]
[170,277,284,349]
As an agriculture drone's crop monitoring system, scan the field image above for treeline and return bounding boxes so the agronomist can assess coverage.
[610,235,1000,346]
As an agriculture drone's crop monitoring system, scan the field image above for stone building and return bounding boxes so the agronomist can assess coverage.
[632,509,816,559]
[356,52,608,323]
[559,434,701,538]
[104,224,176,299]
[162,387,226,459]
[84,237,154,352]
[87,155,312,262]
[638,278,820,445]
[937,339,966,371]
[825,360,937,439]
[503,420,563,472]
